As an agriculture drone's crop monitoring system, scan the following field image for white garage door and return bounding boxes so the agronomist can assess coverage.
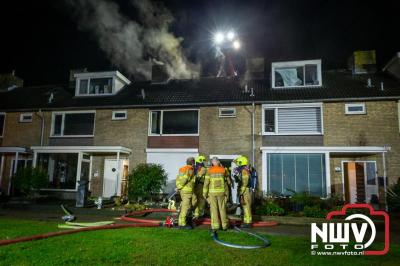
[146,149,198,193]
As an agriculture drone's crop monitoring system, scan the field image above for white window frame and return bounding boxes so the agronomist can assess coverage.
[218,107,236,118]
[148,109,200,136]
[19,113,33,123]
[261,103,324,136]
[261,148,331,199]
[271,59,322,89]
[112,110,127,121]
[50,110,96,138]
[76,77,114,97]
[0,112,5,137]
[345,103,366,115]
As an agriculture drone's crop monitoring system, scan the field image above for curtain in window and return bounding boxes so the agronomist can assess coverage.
[267,153,326,197]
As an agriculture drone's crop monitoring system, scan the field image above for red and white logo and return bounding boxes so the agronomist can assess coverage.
[311,204,389,256]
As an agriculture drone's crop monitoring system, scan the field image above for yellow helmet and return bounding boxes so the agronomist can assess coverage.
[235,156,248,166]
[195,155,206,164]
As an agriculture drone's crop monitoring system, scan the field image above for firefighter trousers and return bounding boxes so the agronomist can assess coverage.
[178,192,193,226]
[208,194,228,230]
[192,184,206,218]
[241,188,252,224]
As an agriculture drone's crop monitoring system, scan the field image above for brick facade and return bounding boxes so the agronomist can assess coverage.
[323,101,400,186]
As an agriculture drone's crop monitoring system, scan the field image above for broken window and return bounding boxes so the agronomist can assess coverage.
[149,110,199,135]
[272,60,321,88]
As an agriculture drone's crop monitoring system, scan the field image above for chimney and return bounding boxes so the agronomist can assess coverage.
[245,57,265,80]
[348,50,377,75]
[151,63,169,84]
[383,52,400,80]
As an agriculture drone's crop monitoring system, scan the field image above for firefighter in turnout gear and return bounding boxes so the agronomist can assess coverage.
[203,157,229,231]
[234,156,253,228]
[176,157,196,228]
[192,155,207,219]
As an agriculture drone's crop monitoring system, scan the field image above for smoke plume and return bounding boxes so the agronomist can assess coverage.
[66,0,199,80]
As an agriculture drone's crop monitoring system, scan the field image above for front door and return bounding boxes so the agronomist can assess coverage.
[217,157,238,204]
[343,161,378,204]
[103,159,122,198]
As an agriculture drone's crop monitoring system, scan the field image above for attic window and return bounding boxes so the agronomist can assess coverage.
[219,108,236,118]
[19,113,33,123]
[272,59,322,88]
[74,71,131,97]
[77,78,113,96]
[112,111,127,120]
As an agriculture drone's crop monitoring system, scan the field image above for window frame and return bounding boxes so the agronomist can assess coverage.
[148,109,200,136]
[266,152,327,197]
[19,113,33,123]
[218,107,237,118]
[0,112,5,138]
[50,110,96,138]
[271,59,322,89]
[262,103,324,136]
[112,110,127,121]
[75,77,115,97]
[345,103,366,115]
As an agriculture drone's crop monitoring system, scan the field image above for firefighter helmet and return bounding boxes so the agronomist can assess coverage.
[195,155,206,163]
[235,156,248,166]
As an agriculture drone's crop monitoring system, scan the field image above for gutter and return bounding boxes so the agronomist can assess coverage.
[1,96,400,112]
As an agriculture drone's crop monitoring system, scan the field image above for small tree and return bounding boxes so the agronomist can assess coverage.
[128,163,167,201]
[13,167,48,197]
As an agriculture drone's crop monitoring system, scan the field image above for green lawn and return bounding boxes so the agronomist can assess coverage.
[0,218,398,266]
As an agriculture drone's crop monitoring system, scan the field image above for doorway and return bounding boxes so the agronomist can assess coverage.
[342,161,378,204]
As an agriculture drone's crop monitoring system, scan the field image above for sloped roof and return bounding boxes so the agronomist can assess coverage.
[0,71,399,111]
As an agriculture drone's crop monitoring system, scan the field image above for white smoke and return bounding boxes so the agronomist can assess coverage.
[66,0,199,80]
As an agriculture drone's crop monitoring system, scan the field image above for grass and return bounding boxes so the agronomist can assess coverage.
[0,218,398,266]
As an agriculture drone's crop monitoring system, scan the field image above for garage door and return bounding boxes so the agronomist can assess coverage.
[146,149,198,193]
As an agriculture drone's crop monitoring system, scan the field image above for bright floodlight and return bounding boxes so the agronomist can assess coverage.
[214,32,224,44]
[227,31,235,40]
[233,40,241,50]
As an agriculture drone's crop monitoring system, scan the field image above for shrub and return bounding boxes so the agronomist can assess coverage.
[302,205,328,218]
[124,203,146,212]
[255,201,285,216]
[13,167,48,197]
[128,163,167,201]
[387,182,400,213]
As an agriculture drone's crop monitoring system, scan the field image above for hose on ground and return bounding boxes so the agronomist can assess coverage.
[212,226,270,249]
[0,208,277,247]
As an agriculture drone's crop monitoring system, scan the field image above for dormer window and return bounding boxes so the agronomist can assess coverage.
[74,71,130,97]
[272,59,322,88]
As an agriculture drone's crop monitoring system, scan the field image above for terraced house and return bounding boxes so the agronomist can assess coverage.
[1,51,400,209]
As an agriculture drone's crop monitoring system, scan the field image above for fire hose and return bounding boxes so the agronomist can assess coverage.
[0,208,277,248]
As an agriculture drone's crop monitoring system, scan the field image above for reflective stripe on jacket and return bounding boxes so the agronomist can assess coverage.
[203,166,227,196]
[176,165,195,193]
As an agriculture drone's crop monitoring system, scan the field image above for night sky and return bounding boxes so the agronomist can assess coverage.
[1,0,399,85]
